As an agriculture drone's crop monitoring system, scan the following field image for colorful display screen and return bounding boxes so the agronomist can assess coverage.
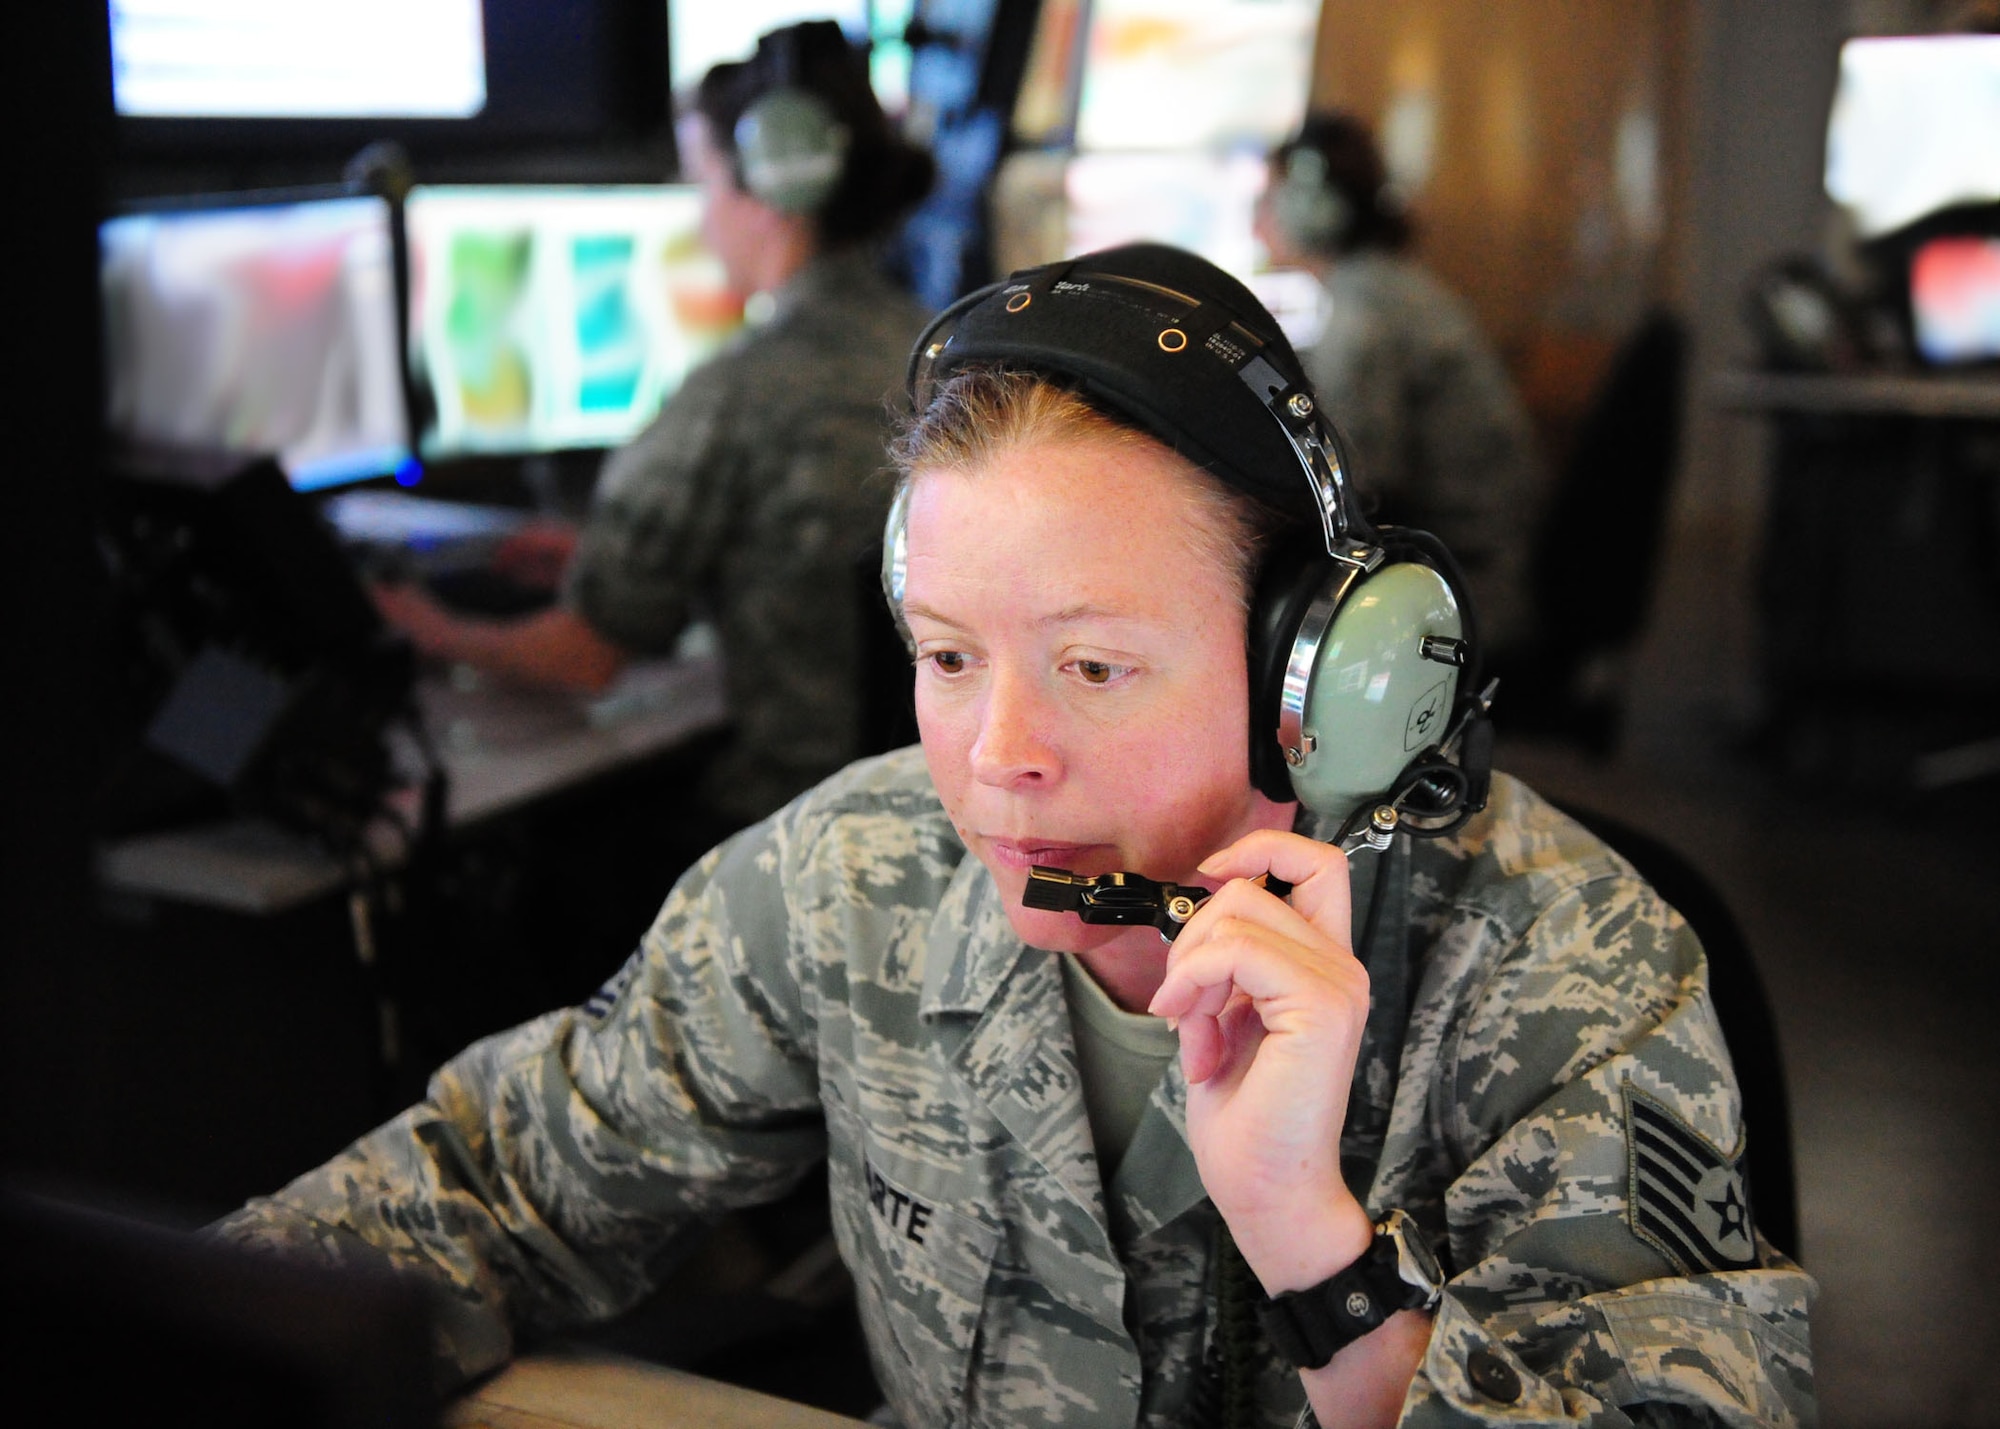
[1074,0,1317,152]
[1825,35,2000,240]
[404,185,742,458]
[99,195,413,492]
[109,0,487,119]
[1910,234,2000,367]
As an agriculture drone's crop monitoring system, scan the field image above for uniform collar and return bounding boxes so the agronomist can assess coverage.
[918,855,1026,1020]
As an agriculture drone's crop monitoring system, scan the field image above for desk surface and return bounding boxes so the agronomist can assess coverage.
[1711,368,2000,419]
[446,1349,870,1429]
[416,652,728,829]
[96,653,729,913]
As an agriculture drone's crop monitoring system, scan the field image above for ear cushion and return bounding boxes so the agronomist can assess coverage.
[735,88,850,214]
[1249,549,1466,825]
[1248,541,1343,802]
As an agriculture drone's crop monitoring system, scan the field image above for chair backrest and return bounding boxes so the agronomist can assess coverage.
[1530,309,1689,654]
[1552,799,1802,1262]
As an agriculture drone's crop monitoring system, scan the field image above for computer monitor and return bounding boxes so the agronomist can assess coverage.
[5,1189,437,1429]
[99,192,415,493]
[403,184,741,460]
[1057,150,1326,349]
[110,1,672,161]
[1824,34,2000,241]
[109,0,488,119]
[1063,149,1268,277]
[1073,0,1317,152]
[1909,233,2000,367]
[668,2,911,113]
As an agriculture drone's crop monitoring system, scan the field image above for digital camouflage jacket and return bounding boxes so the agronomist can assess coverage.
[218,751,1815,1427]
[564,249,929,826]
[1303,251,1547,656]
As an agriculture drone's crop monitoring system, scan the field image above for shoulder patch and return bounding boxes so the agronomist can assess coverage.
[1624,1083,1758,1275]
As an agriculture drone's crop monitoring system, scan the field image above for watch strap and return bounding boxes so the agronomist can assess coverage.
[1255,1214,1440,1370]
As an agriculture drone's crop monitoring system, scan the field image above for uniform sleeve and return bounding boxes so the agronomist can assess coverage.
[563,358,747,655]
[210,814,830,1390]
[1398,871,1815,1428]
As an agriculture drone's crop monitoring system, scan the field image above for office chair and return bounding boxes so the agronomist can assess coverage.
[1496,310,1689,752]
[1553,799,1801,1263]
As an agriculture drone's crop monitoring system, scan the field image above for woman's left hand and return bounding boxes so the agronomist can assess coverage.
[1148,829,1375,1289]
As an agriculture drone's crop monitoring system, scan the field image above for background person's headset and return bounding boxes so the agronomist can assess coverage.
[1267,146,1353,254]
[731,23,853,216]
[885,243,1495,847]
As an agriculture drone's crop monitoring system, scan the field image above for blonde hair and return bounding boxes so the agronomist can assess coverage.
[889,367,1287,609]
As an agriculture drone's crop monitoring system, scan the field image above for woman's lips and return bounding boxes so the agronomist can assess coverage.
[981,837,1104,872]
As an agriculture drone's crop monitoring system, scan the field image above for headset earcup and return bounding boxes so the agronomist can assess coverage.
[735,89,850,214]
[1270,149,1351,254]
[1254,558,1465,826]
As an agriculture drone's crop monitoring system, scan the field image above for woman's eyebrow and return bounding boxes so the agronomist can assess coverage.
[1041,603,1153,628]
[898,600,962,631]
[901,600,1158,630]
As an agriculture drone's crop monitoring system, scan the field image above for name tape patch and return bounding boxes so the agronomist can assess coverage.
[864,1155,936,1246]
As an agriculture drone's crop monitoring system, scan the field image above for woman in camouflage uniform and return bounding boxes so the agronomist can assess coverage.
[375,21,935,830]
[1255,111,1546,656]
[222,245,1813,1427]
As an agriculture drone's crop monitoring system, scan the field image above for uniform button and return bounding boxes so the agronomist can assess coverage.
[1466,1348,1522,1404]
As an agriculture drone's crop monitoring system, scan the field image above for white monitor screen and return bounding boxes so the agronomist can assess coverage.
[669,3,911,113]
[405,185,743,458]
[1061,151,1325,348]
[109,0,487,120]
[99,195,413,492]
[1824,34,2000,240]
[1064,149,1268,272]
[1075,0,1317,152]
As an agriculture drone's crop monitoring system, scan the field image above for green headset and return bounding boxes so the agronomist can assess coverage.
[1268,147,1353,254]
[887,243,1494,846]
[731,23,853,216]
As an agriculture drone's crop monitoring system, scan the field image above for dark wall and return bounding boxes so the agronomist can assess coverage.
[1,10,115,1191]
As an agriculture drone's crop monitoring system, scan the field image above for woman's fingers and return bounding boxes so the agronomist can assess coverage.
[1198,828,1352,933]
[1151,912,1368,1084]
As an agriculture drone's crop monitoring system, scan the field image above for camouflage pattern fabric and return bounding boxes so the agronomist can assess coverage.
[1304,251,1547,654]
[216,754,1815,1426]
[563,248,929,826]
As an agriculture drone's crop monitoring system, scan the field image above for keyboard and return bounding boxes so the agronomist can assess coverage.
[321,490,533,578]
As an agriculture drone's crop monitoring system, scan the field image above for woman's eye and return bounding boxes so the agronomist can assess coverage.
[1075,659,1117,685]
[930,651,967,675]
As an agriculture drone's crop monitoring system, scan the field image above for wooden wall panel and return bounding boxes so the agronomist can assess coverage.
[1309,0,1692,453]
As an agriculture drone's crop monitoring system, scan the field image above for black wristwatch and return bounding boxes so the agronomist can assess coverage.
[1255,1210,1446,1370]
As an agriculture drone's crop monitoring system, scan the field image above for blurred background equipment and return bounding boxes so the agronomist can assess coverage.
[401,183,736,461]
[99,188,416,493]
[5,1187,438,1429]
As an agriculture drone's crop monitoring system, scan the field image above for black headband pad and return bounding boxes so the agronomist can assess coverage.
[909,245,1327,527]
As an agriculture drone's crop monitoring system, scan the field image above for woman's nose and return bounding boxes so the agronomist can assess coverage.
[968,669,1060,788]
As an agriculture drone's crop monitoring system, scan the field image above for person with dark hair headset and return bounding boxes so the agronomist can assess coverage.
[1257,111,1546,653]
[374,20,936,835]
[219,245,1812,1427]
